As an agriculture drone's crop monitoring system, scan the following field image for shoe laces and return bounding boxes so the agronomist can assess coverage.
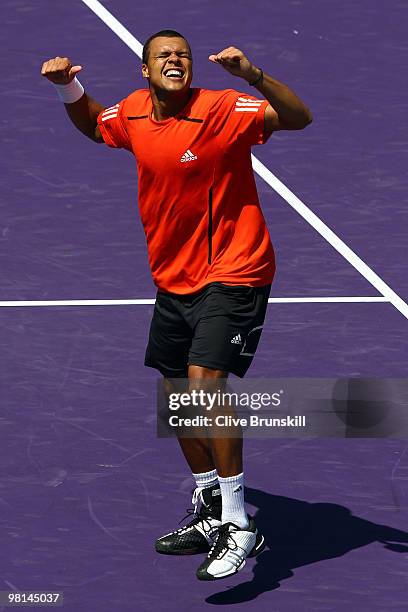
[208,523,239,559]
[176,487,216,534]
[191,486,205,513]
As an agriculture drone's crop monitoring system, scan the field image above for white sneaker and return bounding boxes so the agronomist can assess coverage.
[196,516,265,580]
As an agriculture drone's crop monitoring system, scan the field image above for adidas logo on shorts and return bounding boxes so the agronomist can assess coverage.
[180,149,197,163]
[231,333,242,345]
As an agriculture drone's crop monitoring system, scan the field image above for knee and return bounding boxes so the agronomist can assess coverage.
[188,366,228,393]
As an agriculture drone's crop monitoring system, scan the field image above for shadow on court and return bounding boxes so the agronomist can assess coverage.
[206,487,408,605]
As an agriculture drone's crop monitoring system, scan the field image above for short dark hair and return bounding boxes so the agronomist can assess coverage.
[142,29,191,64]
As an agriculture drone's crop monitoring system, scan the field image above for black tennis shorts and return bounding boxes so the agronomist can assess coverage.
[144,282,271,378]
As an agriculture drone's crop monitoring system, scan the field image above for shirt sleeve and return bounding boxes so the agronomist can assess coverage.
[97,99,132,152]
[211,89,272,147]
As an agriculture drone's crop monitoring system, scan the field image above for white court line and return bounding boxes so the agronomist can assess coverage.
[79,0,408,321]
[81,0,143,56]
[252,158,408,321]
[0,297,388,308]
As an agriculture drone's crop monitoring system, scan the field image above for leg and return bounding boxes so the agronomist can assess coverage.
[187,365,247,528]
[177,437,215,474]
[189,364,265,580]
[155,374,222,555]
[164,377,215,474]
[187,365,243,477]
[146,292,214,473]
[187,285,271,579]
[146,292,217,485]
[187,284,271,480]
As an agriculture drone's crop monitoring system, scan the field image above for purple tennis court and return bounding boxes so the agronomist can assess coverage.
[2,0,408,610]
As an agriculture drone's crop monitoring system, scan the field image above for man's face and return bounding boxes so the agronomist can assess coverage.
[142,37,193,93]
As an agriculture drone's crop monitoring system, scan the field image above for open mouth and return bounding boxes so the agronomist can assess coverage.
[163,68,185,80]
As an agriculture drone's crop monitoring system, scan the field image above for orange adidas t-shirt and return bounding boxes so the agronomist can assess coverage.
[97,88,275,294]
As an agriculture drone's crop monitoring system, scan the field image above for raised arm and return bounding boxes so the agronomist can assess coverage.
[41,56,104,143]
[209,47,312,132]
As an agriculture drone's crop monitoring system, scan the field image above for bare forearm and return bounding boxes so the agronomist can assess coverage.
[41,57,104,142]
[208,47,312,130]
[251,69,312,129]
[64,92,104,141]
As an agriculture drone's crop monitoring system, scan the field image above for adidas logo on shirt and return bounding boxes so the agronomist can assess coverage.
[231,333,242,345]
[101,104,119,121]
[180,149,198,163]
[234,97,262,113]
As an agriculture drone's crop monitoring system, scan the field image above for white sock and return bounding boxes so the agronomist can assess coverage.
[218,472,249,529]
[192,468,218,490]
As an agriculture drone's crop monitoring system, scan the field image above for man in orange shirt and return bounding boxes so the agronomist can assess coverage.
[41,30,312,580]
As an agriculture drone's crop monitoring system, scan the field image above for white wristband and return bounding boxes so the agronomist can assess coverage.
[53,77,84,103]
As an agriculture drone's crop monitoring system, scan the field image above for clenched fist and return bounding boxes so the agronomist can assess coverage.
[208,47,259,83]
[41,56,82,85]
